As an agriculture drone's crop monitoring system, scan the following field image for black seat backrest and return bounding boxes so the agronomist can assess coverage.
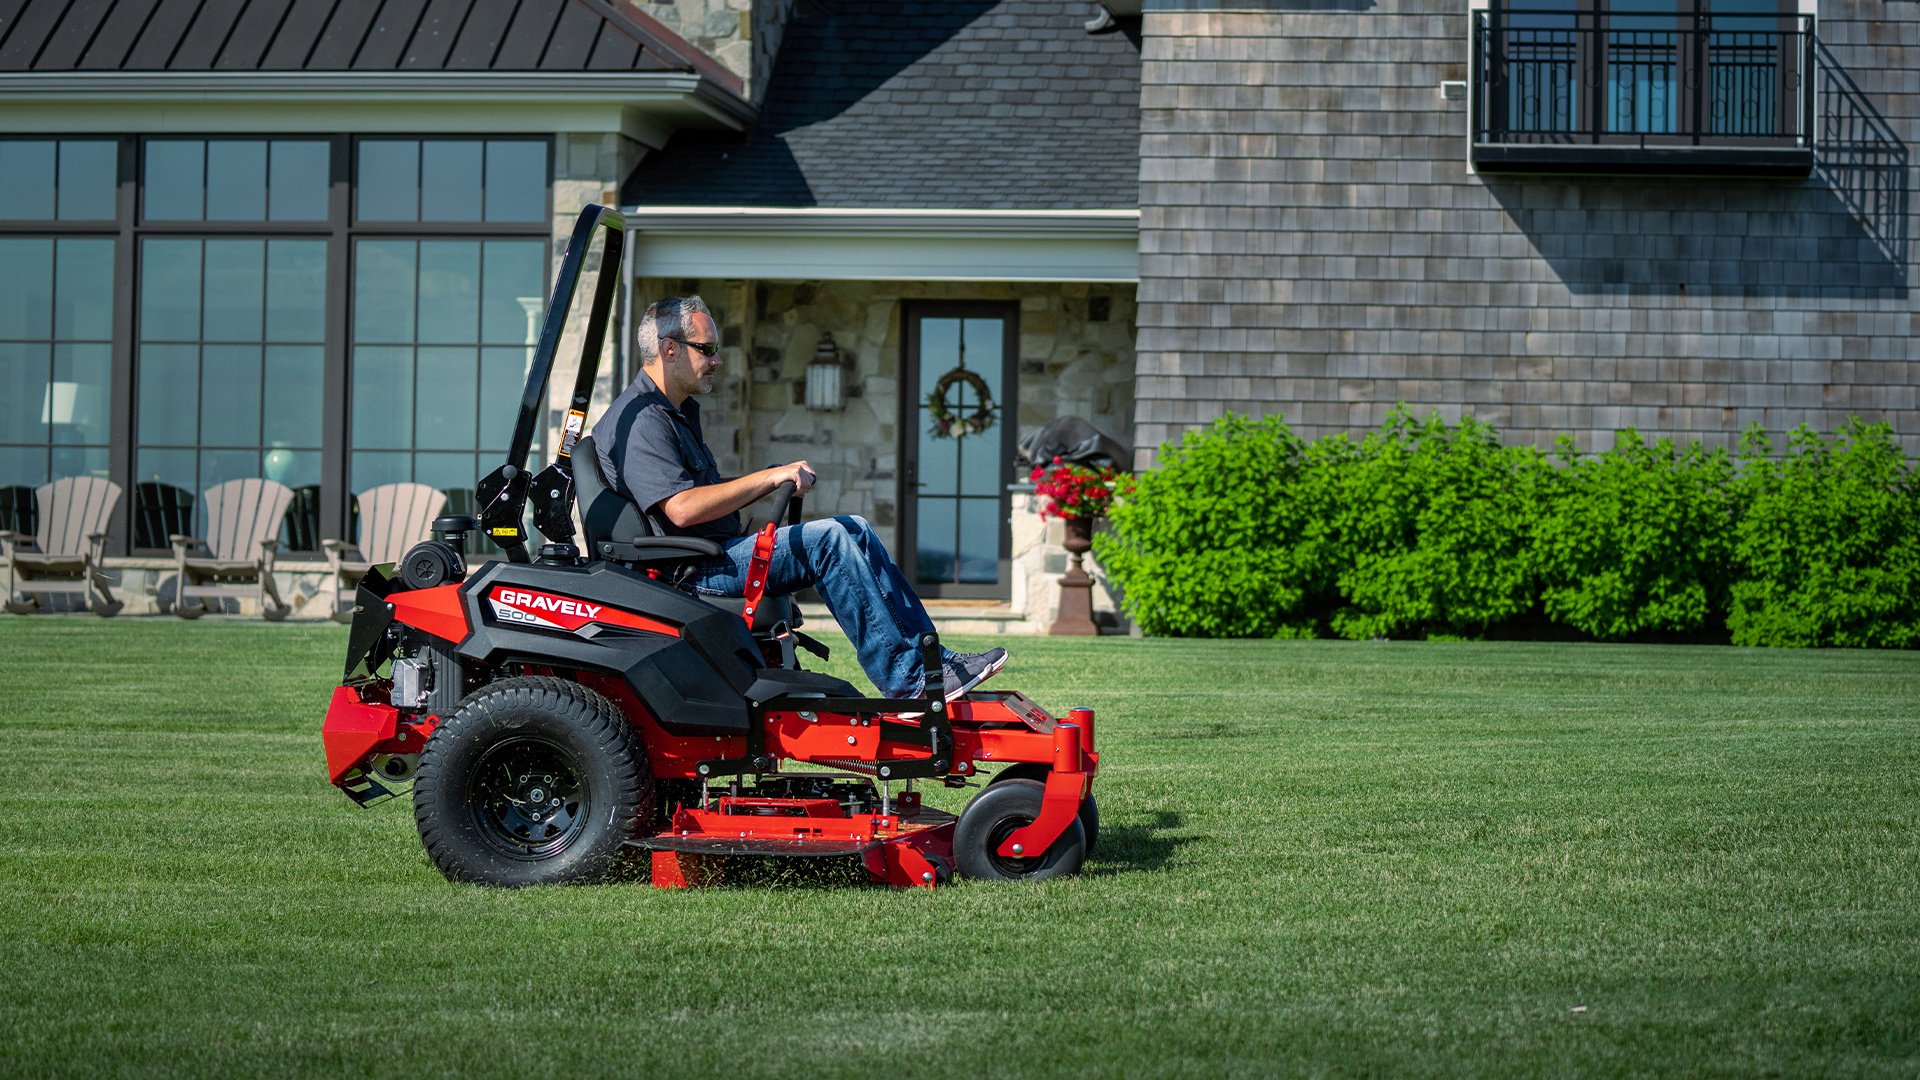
[573,434,658,547]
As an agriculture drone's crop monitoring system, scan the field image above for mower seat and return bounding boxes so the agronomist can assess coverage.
[573,435,795,634]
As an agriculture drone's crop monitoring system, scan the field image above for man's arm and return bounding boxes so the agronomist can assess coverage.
[659,461,815,529]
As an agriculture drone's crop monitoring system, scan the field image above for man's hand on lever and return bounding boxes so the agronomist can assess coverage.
[659,460,816,528]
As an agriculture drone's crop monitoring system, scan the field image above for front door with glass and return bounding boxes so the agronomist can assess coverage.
[900,303,1018,599]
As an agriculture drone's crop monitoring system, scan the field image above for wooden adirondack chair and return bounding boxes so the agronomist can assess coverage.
[0,477,124,616]
[323,482,446,622]
[170,478,295,620]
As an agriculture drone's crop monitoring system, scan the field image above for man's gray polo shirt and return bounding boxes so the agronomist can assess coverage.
[590,370,743,542]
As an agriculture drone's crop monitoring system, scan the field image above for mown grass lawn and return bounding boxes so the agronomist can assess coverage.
[0,618,1915,1077]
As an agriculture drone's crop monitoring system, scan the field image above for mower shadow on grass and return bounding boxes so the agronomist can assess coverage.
[1084,811,1191,876]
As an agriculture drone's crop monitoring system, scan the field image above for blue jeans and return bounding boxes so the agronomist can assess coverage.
[684,515,946,697]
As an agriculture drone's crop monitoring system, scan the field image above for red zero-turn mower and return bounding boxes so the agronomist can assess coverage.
[321,206,1099,889]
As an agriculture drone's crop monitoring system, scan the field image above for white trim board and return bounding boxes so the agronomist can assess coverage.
[624,207,1141,283]
[0,72,751,146]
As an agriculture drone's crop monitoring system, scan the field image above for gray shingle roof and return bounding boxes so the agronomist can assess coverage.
[0,0,738,84]
[623,0,1140,210]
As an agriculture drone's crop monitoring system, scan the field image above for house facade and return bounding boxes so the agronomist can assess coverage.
[3,0,1915,624]
[1130,0,1917,465]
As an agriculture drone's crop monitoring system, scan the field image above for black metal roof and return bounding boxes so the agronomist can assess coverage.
[0,0,738,81]
[623,0,1140,210]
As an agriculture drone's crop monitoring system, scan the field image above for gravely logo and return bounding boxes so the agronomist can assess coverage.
[487,586,677,637]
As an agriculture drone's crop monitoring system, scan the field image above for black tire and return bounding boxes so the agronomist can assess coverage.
[954,778,1086,882]
[413,676,652,886]
[989,764,1099,857]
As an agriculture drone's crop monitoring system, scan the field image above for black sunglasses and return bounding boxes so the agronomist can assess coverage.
[667,336,719,358]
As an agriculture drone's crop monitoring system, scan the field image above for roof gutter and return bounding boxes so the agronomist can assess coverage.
[0,71,755,144]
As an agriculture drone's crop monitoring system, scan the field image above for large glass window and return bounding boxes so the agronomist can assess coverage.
[350,238,545,521]
[0,138,119,534]
[356,139,548,223]
[0,140,117,222]
[135,238,327,548]
[0,236,116,521]
[143,139,329,222]
[2,133,551,552]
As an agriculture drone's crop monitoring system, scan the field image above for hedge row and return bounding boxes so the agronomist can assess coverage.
[1092,409,1920,648]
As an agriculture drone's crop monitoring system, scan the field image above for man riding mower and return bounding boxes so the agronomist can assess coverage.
[320,206,1101,888]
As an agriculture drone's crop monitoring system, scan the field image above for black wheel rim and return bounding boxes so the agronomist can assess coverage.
[984,815,1040,877]
[468,736,588,861]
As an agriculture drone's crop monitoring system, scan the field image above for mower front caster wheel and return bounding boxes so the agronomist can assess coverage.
[953,778,1087,882]
[413,676,653,887]
[989,764,1099,857]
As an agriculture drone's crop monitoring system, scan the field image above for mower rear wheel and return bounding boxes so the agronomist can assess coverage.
[953,778,1086,882]
[989,764,1099,857]
[413,676,652,886]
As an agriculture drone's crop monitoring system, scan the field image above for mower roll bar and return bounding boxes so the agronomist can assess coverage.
[476,204,626,563]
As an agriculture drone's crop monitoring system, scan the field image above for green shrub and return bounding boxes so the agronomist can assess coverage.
[1530,431,1736,641]
[1326,409,1544,640]
[1093,414,1333,637]
[1728,421,1920,648]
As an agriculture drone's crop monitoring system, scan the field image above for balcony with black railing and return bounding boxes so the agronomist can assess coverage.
[1471,9,1816,175]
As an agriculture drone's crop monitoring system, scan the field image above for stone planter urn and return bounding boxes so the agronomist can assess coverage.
[1048,516,1099,636]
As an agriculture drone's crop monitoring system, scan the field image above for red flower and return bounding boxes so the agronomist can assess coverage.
[1031,462,1125,521]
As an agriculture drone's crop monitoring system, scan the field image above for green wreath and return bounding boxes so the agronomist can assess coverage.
[926,367,996,439]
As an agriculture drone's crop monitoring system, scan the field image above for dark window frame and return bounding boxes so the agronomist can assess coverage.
[0,133,553,555]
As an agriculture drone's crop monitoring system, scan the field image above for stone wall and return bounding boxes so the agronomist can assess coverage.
[624,0,796,103]
[632,278,1139,553]
[1133,0,1920,466]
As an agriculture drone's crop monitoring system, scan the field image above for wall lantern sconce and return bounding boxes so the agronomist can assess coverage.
[805,332,845,412]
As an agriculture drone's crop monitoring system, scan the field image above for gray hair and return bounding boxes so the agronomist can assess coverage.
[636,294,712,366]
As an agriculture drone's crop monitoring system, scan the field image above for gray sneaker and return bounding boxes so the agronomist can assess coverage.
[929,647,1008,702]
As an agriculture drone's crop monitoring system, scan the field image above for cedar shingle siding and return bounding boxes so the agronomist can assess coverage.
[1133,2,1919,465]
